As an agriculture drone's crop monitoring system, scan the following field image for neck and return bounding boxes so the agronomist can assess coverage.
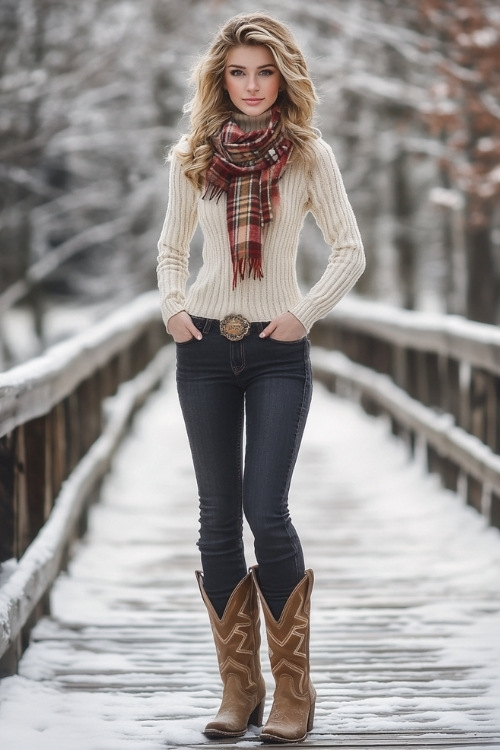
[232,109,273,133]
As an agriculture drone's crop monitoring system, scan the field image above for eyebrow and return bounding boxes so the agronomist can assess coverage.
[227,63,277,69]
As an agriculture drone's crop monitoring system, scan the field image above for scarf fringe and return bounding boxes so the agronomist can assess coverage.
[232,256,264,289]
[203,184,226,202]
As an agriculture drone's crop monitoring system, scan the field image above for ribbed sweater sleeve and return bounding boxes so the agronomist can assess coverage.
[156,152,198,329]
[289,139,365,332]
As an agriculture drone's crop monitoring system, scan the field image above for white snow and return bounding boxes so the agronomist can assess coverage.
[429,186,465,211]
[1,370,500,748]
[472,28,498,48]
[489,165,500,185]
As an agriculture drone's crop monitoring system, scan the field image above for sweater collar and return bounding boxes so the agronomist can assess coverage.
[231,109,273,133]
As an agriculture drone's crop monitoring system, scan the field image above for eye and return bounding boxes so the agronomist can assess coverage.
[259,69,275,76]
[229,69,244,76]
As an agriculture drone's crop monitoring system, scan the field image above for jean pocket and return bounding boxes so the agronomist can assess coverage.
[268,335,307,345]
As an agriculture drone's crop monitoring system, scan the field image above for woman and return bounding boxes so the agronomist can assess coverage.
[157,12,365,743]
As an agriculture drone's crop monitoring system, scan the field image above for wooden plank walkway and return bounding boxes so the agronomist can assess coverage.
[1,368,500,749]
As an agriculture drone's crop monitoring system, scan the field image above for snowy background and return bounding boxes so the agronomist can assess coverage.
[1,0,500,370]
[1,4,500,744]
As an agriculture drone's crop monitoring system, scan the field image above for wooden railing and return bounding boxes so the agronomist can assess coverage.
[309,297,500,530]
[0,291,171,676]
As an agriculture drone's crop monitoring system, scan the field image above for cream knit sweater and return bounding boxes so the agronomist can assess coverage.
[157,113,365,333]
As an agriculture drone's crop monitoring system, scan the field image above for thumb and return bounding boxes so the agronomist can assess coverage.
[259,322,275,338]
[188,321,203,340]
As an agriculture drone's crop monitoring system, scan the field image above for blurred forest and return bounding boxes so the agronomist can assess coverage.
[0,0,499,368]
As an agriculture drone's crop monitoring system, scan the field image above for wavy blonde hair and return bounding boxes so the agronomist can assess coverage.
[172,13,319,188]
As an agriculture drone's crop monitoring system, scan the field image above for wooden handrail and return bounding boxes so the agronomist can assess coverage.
[0,291,170,675]
[310,297,500,530]
[1,292,164,437]
[322,297,500,375]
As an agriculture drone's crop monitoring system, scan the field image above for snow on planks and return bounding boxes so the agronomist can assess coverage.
[0,372,499,749]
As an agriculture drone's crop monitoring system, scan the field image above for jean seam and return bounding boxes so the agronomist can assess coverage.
[231,340,246,376]
[236,401,244,544]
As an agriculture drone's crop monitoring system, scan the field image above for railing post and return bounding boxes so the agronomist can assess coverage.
[51,402,67,502]
[77,374,102,458]
[406,349,419,400]
[466,475,483,514]
[392,345,407,390]
[0,634,22,679]
[470,369,497,452]
[23,416,51,553]
[14,426,30,559]
[442,357,460,423]
[65,391,81,474]
[0,432,16,562]
[458,362,471,432]
[495,376,500,455]
[491,492,500,529]
[425,352,441,408]
[0,426,32,561]
[441,457,460,493]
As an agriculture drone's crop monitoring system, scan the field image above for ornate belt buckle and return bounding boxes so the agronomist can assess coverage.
[220,314,251,342]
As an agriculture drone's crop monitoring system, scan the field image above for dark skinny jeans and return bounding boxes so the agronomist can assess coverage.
[176,316,312,619]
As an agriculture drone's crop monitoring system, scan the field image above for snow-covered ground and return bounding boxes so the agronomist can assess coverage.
[1,372,500,749]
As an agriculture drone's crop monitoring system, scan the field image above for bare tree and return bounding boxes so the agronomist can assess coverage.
[420,0,500,323]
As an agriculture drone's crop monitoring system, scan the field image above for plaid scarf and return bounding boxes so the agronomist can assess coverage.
[204,107,293,288]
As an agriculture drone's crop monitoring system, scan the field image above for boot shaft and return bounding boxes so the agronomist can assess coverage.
[196,571,263,689]
[251,567,316,743]
[251,568,313,690]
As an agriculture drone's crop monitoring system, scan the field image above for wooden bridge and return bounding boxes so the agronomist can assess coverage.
[1,292,500,748]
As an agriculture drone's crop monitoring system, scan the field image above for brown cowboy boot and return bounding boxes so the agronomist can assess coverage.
[196,571,266,738]
[251,567,316,744]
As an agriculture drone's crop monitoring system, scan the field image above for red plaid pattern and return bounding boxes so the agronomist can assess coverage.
[204,108,292,288]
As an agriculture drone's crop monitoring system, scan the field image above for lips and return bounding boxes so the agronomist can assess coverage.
[243,98,264,104]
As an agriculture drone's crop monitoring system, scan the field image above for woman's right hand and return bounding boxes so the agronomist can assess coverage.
[168,311,202,343]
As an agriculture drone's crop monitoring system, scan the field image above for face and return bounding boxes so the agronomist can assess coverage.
[224,44,282,117]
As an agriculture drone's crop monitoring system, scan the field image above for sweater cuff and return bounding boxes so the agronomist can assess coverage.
[162,302,185,333]
[288,302,315,334]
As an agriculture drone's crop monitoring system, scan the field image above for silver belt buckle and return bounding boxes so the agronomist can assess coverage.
[220,314,251,342]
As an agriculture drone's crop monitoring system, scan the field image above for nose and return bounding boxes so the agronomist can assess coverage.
[246,74,259,93]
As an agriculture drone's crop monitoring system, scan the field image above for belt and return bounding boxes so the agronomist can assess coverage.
[190,314,268,341]
[219,314,251,342]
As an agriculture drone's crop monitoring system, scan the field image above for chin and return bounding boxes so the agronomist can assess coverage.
[241,104,269,116]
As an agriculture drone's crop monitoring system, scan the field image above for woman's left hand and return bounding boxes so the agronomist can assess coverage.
[259,312,307,342]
